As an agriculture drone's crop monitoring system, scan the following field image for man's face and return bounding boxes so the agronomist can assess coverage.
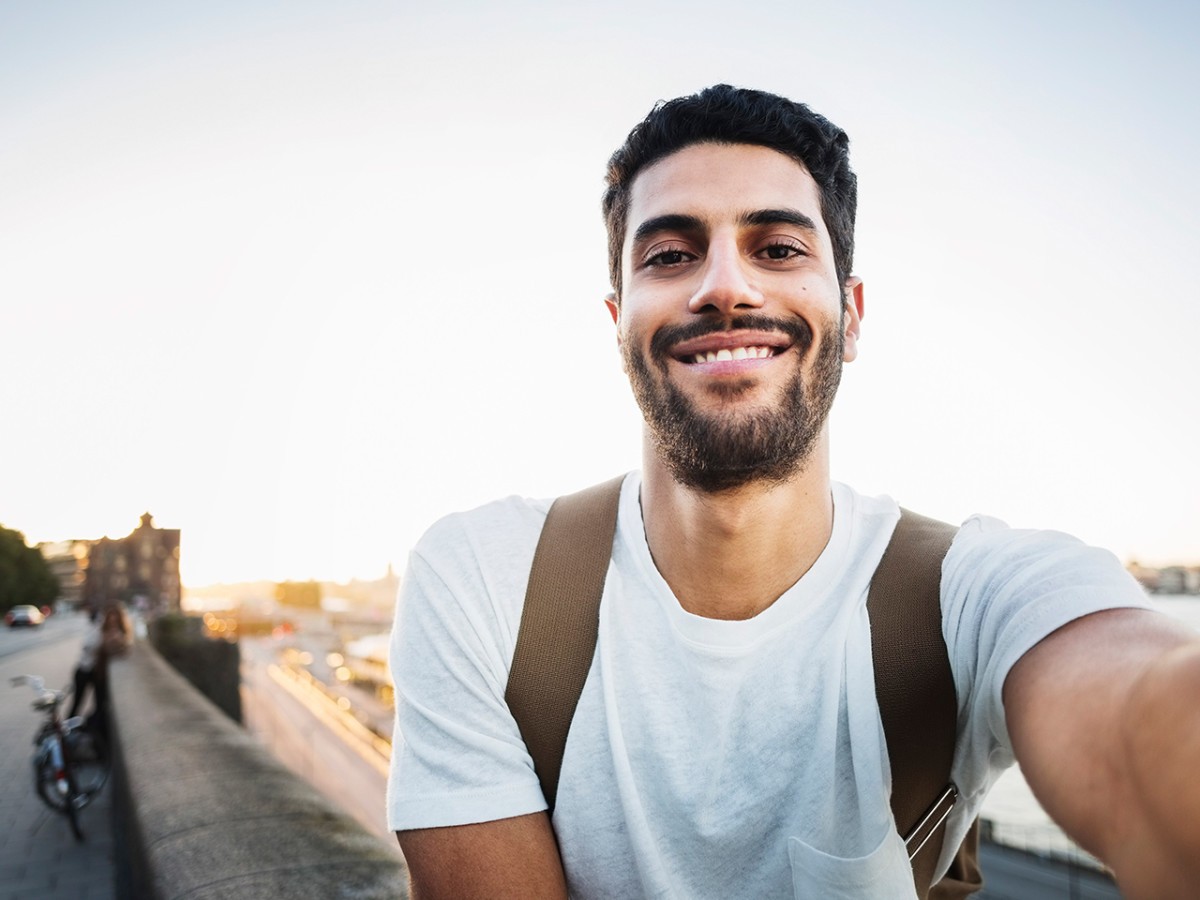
[609,142,862,492]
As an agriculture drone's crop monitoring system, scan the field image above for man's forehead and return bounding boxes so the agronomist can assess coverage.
[625,142,823,235]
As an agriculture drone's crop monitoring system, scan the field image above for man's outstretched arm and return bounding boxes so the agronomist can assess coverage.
[396,811,569,900]
[1004,607,1200,898]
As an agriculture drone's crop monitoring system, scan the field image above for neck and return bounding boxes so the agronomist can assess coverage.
[640,432,835,620]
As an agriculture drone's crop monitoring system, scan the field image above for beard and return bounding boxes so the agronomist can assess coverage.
[622,312,844,493]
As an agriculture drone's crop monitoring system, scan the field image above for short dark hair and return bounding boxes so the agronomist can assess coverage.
[602,84,857,300]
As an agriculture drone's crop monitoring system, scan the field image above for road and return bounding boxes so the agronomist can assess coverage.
[0,609,87,662]
[239,634,400,851]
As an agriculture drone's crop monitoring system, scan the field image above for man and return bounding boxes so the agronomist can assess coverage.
[387,85,1200,898]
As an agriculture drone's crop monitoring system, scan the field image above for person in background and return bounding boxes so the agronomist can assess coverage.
[69,604,131,732]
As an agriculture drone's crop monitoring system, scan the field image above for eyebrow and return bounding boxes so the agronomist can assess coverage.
[631,213,705,246]
[741,208,819,232]
[630,208,819,246]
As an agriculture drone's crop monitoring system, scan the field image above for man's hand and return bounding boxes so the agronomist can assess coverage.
[397,811,569,900]
[1004,607,1200,898]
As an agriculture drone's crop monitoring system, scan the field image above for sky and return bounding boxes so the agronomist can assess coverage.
[2,0,1197,586]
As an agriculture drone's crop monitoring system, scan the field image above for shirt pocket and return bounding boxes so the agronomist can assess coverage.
[787,828,917,900]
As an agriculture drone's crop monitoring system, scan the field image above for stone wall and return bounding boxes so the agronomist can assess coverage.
[107,641,409,899]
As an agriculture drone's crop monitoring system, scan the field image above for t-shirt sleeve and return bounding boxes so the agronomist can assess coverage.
[386,509,548,831]
[929,516,1153,880]
[942,516,1154,777]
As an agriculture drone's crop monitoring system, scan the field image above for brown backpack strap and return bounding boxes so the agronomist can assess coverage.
[868,509,981,898]
[505,475,624,811]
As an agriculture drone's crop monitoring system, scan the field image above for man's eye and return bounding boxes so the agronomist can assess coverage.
[646,249,692,267]
[761,243,802,260]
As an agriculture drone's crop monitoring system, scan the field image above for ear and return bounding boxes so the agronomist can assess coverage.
[841,276,864,363]
[605,292,620,326]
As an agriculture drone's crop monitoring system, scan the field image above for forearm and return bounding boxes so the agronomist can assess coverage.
[397,812,569,900]
[1113,642,1200,898]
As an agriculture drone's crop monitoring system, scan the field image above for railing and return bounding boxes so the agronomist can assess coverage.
[980,816,1111,875]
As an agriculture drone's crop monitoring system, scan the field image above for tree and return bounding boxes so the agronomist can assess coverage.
[0,525,59,613]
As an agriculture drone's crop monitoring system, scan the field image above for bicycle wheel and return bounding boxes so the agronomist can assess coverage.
[63,728,109,802]
[34,756,71,813]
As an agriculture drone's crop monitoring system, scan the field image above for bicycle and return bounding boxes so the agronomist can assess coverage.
[11,674,110,841]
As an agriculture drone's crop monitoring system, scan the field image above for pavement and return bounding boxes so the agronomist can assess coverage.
[0,610,119,900]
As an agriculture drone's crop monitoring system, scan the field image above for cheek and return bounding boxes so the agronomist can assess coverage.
[616,306,646,346]
[618,289,674,338]
[616,332,629,372]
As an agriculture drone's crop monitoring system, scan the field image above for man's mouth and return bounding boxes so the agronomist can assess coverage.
[684,346,777,364]
[667,330,793,367]
[648,315,813,373]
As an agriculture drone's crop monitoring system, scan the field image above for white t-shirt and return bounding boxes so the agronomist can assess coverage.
[387,473,1150,899]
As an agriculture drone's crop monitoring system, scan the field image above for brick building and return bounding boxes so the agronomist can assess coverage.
[83,512,181,616]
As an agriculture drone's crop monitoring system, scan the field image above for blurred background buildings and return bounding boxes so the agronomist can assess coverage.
[38,512,181,615]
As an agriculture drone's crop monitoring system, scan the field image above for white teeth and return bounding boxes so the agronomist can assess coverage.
[689,346,773,364]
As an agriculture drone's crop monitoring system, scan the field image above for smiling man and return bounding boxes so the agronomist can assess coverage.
[387,85,1200,899]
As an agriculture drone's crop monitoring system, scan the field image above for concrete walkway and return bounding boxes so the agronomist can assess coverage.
[0,611,118,900]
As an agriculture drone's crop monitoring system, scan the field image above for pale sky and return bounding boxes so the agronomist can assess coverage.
[2,1,1197,585]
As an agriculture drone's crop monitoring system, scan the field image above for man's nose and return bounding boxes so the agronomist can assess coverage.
[687,240,764,315]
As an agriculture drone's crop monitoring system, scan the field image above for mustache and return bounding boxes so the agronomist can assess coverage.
[649,314,815,361]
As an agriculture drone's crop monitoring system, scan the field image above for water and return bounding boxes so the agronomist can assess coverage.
[979,594,1200,863]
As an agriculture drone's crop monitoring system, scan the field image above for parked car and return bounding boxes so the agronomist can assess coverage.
[5,605,46,628]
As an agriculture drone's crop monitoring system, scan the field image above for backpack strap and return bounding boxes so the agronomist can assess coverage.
[868,509,981,898]
[505,475,625,811]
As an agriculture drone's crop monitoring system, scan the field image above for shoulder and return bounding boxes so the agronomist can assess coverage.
[939,513,1151,729]
[392,493,557,692]
[412,492,554,573]
[412,474,637,575]
[396,493,552,640]
[400,479,631,633]
[943,514,1146,605]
